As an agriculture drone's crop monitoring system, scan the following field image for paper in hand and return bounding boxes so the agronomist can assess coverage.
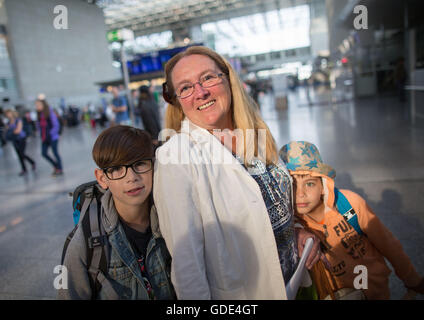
[285,237,314,300]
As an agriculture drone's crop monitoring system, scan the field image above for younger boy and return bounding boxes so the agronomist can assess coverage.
[58,125,175,300]
[280,141,423,299]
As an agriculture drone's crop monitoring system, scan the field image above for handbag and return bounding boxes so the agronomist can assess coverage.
[310,260,365,300]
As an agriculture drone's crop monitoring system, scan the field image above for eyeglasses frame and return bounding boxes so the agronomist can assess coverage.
[102,158,154,181]
[175,72,226,99]
[162,71,228,103]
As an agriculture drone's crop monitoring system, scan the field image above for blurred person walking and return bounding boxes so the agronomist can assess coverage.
[110,86,130,125]
[4,109,36,176]
[35,99,63,176]
[87,102,96,128]
[131,89,143,129]
[138,85,161,144]
[0,107,7,146]
[23,109,36,137]
[394,57,407,102]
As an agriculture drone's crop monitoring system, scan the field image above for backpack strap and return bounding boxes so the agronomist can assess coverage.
[72,181,100,225]
[86,196,108,299]
[77,193,92,224]
[334,187,364,236]
[63,182,110,299]
[64,189,96,264]
[61,224,78,265]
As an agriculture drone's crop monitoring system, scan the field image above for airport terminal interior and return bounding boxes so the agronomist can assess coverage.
[0,0,423,300]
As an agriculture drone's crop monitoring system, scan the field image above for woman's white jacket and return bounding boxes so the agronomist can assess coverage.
[153,119,287,299]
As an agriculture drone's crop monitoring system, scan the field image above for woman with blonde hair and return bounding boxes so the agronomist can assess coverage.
[4,108,36,176]
[154,46,322,300]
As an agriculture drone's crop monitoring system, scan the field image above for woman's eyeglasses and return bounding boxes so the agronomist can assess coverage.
[102,158,153,180]
[175,72,226,99]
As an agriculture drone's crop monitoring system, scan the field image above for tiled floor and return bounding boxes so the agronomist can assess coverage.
[0,86,423,299]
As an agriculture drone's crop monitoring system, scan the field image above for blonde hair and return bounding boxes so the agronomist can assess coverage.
[4,109,18,119]
[163,46,277,165]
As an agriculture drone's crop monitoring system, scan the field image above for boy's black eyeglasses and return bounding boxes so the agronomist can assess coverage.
[102,158,153,180]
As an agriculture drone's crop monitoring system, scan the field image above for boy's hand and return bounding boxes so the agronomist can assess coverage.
[296,228,331,270]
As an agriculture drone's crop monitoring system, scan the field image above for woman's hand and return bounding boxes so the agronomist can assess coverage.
[295,227,331,270]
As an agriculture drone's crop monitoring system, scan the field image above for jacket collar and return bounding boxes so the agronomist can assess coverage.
[150,205,162,239]
[180,118,212,144]
[179,118,246,170]
[101,190,118,233]
[101,189,162,239]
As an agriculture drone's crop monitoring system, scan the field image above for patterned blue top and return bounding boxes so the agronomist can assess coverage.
[237,156,299,284]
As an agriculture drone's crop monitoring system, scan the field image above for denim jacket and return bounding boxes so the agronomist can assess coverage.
[58,190,176,300]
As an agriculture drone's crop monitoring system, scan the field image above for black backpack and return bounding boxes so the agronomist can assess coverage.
[22,118,32,137]
[61,181,109,299]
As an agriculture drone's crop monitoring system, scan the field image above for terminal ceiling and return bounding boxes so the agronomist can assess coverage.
[92,0,312,37]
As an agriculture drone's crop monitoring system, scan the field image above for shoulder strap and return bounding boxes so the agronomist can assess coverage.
[62,187,96,265]
[75,194,93,225]
[334,187,364,236]
[84,195,109,299]
[61,224,79,265]
[72,182,98,225]
[65,183,109,299]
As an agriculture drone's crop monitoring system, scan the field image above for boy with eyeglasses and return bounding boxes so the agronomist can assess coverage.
[58,125,175,300]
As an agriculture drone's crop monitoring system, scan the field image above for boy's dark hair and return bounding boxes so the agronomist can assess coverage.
[92,125,154,169]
